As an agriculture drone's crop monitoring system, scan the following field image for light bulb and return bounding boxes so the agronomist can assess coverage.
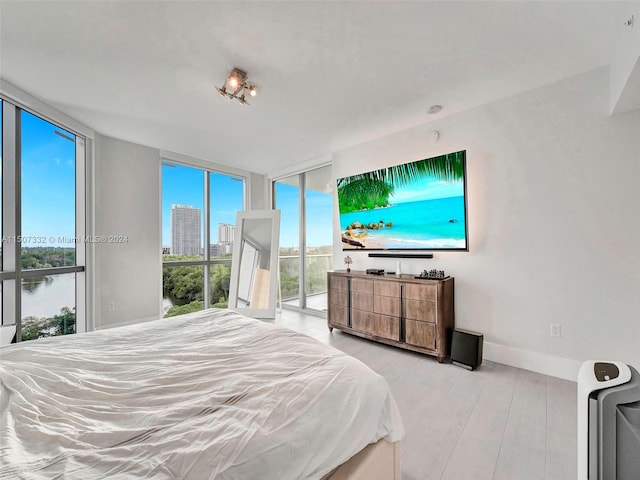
[249,86,257,97]
[227,75,239,89]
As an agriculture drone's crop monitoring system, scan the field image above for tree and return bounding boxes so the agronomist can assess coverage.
[337,178,393,214]
[162,262,233,316]
[280,271,299,300]
[54,307,76,336]
[306,256,329,295]
[21,247,75,269]
[21,307,75,341]
[165,301,204,317]
[209,264,231,306]
[337,151,465,212]
[21,315,50,341]
[163,266,204,305]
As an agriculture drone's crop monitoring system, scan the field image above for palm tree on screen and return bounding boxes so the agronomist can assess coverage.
[337,151,464,213]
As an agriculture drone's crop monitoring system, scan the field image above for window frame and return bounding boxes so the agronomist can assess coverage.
[161,159,247,312]
[271,163,333,316]
[0,97,87,340]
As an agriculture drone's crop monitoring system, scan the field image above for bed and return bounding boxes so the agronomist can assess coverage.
[0,309,404,479]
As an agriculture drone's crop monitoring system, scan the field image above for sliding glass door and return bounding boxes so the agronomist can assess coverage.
[274,175,301,307]
[273,165,333,314]
[303,167,333,310]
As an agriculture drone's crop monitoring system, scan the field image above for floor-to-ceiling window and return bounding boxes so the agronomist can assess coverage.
[161,162,245,316]
[274,174,301,307]
[273,165,333,314]
[1,99,86,342]
[1,99,3,329]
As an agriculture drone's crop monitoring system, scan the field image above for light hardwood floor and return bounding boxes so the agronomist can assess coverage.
[270,309,577,480]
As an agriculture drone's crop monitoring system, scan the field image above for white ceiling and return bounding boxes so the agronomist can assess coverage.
[0,1,634,174]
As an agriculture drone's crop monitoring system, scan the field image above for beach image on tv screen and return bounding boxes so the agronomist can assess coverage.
[337,150,467,250]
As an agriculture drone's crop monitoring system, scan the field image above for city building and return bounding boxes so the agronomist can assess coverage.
[209,243,233,257]
[171,204,201,256]
[208,223,235,257]
[218,223,235,245]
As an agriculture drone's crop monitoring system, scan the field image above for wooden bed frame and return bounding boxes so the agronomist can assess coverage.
[324,439,401,480]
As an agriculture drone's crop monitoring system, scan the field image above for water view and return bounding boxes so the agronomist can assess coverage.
[339,196,466,249]
[22,274,76,319]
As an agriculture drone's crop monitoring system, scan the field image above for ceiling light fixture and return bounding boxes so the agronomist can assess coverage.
[216,68,258,105]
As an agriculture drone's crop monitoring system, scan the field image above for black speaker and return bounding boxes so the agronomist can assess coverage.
[451,329,483,370]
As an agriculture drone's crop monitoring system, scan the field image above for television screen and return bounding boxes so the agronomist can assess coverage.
[337,150,468,251]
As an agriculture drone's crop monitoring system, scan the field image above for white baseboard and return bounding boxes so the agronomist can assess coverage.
[484,341,582,382]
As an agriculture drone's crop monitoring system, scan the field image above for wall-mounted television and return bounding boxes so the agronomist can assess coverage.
[337,150,468,251]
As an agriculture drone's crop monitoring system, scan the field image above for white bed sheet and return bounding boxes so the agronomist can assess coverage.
[0,309,404,479]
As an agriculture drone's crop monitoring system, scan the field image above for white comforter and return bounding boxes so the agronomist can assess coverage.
[0,309,404,479]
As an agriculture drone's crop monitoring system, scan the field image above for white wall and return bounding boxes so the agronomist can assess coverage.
[94,135,162,329]
[249,172,269,210]
[93,136,266,330]
[331,67,640,380]
[610,3,640,114]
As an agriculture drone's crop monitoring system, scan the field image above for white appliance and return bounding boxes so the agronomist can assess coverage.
[577,361,640,480]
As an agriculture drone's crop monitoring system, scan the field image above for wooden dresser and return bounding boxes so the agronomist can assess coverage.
[327,270,455,362]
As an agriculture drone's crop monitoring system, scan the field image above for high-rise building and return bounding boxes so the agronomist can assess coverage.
[171,204,201,256]
[218,223,235,245]
[209,243,233,257]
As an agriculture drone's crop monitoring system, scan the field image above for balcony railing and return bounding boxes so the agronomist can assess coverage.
[278,253,332,305]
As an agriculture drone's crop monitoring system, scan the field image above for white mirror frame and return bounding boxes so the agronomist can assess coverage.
[228,209,281,319]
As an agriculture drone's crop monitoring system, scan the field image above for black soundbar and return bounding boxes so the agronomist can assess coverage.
[367,252,434,259]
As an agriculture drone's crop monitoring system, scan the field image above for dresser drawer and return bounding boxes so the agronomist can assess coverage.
[374,294,400,316]
[405,319,436,350]
[329,275,348,291]
[371,314,400,341]
[351,278,374,294]
[374,280,400,297]
[352,292,373,312]
[404,283,437,301]
[330,287,348,307]
[329,305,348,327]
[404,299,436,322]
[352,310,399,341]
[351,309,373,333]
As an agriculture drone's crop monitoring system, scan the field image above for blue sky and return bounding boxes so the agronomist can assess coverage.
[274,182,299,248]
[20,110,77,246]
[305,189,333,248]
[274,182,333,249]
[390,177,463,204]
[161,164,244,247]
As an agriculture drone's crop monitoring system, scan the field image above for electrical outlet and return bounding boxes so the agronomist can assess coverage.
[550,323,561,338]
[108,302,115,311]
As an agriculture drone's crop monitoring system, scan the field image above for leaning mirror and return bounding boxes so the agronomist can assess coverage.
[228,210,281,319]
